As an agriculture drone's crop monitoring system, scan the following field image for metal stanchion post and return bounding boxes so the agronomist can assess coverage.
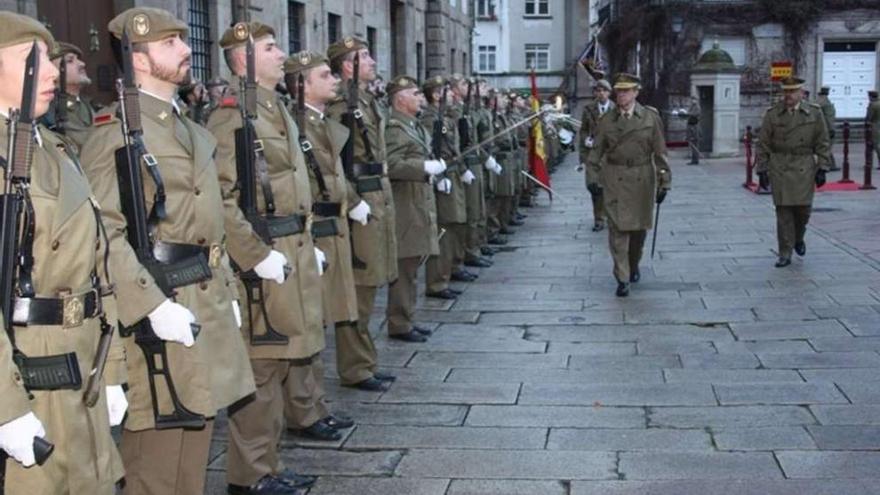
[839,121,853,184]
[861,122,876,190]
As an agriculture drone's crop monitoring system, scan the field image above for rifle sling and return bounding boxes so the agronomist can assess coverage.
[353,107,377,163]
[253,140,276,215]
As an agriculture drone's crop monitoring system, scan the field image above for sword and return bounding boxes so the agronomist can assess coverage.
[520,170,567,201]
[419,228,446,267]
[651,202,661,259]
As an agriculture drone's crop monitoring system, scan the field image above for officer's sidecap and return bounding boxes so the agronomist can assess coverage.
[386,75,419,96]
[612,73,640,90]
[326,36,367,62]
[284,50,329,74]
[50,41,83,60]
[594,79,612,91]
[0,11,54,50]
[219,21,275,50]
[108,7,188,43]
[422,75,447,93]
[780,76,805,91]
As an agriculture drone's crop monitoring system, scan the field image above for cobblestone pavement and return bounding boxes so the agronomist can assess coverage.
[205,148,880,494]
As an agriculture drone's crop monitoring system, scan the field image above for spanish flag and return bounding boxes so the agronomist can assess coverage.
[529,69,551,196]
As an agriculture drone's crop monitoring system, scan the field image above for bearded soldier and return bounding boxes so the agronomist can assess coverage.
[0,12,126,494]
[81,8,256,494]
[755,76,831,268]
[324,37,397,391]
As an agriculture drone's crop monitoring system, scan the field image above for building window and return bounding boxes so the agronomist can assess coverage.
[288,1,304,53]
[367,26,377,64]
[524,0,549,16]
[478,0,496,19]
[187,0,211,82]
[478,45,497,72]
[525,43,549,71]
[327,13,341,44]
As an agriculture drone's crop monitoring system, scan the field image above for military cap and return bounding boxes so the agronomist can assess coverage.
[219,21,275,50]
[108,7,188,43]
[50,41,83,60]
[780,76,805,91]
[0,11,54,50]
[326,36,367,62]
[594,79,612,91]
[386,75,419,96]
[449,73,465,85]
[612,73,640,90]
[819,86,830,95]
[422,75,447,93]
[869,90,879,99]
[284,50,329,74]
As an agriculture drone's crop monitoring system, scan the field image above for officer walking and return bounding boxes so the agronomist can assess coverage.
[385,75,442,342]
[81,8,256,494]
[587,73,671,297]
[816,86,838,170]
[579,79,614,232]
[755,76,831,268]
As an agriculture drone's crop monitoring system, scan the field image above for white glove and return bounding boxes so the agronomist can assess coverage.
[231,301,242,328]
[314,247,326,276]
[0,412,46,467]
[423,159,446,176]
[462,169,476,185]
[558,128,574,145]
[147,299,196,347]
[435,178,452,194]
[254,250,288,284]
[348,200,371,226]
[584,136,594,148]
[105,385,128,427]
[486,156,503,175]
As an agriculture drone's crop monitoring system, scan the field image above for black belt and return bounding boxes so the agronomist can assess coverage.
[311,218,339,238]
[14,352,82,390]
[356,176,383,194]
[312,201,342,218]
[353,162,385,178]
[12,290,100,327]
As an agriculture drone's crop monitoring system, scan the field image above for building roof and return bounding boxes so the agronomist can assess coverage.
[692,41,739,73]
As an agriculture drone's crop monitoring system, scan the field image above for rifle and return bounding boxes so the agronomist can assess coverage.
[232,26,290,346]
[54,52,68,134]
[431,85,448,161]
[457,79,472,151]
[113,29,206,430]
[0,43,55,491]
[445,108,548,166]
[340,52,368,270]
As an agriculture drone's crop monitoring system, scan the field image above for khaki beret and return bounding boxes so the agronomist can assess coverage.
[0,11,54,50]
[108,7,188,43]
[326,36,367,62]
[422,75,447,93]
[594,79,612,91]
[613,73,640,90]
[386,75,419,96]
[219,21,275,50]
[50,41,83,60]
[448,73,465,85]
[284,50,329,74]
[780,76,805,91]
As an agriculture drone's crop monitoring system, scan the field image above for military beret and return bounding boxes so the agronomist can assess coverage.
[284,50,329,74]
[50,41,83,60]
[326,36,367,62]
[386,75,419,96]
[780,76,805,90]
[108,7,188,43]
[0,11,54,50]
[594,79,612,91]
[613,73,640,90]
[448,73,465,85]
[422,75,447,93]
[869,90,879,99]
[819,86,830,95]
[219,21,275,50]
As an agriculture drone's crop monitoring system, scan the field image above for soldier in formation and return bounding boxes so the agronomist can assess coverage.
[42,41,97,149]
[815,86,838,170]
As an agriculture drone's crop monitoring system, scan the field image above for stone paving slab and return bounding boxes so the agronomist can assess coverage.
[345,425,547,450]
[326,402,468,426]
[756,351,880,368]
[307,477,450,495]
[712,426,816,450]
[547,427,712,451]
[395,449,617,480]
[568,355,682,370]
[446,367,663,385]
[379,381,520,404]
[807,425,880,450]
[777,451,880,478]
[810,405,880,425]
[519,383,717,406]
[570,479,880,495]
[408,351,568,369]
[729,320,852,340]
[527,324,735,343]
[446,479,568,495]
[465,405,646,428]
[618,451,783,479]
[714,383,848,405]
[649,406,816,428]
[663,369,804,384]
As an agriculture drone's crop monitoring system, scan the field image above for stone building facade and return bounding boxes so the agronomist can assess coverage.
[4,0,474,104]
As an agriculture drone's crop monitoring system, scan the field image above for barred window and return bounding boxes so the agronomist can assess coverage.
[524,0,549,16]
[525,43,550,71]
[478,45,496,72]
[327,13,341,45]
[288,1,304,53]
[188,0,211,82]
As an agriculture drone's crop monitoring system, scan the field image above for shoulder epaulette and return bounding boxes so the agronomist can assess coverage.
[220,96,239,108]
[644,105,660,115]
[93,112,117,127]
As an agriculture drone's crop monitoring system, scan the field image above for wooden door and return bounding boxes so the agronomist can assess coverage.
[37,0,118,105]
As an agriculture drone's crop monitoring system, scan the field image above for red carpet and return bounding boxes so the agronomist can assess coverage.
[817,181,867,192]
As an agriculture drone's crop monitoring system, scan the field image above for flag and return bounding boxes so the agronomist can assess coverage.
[528,69,551,197]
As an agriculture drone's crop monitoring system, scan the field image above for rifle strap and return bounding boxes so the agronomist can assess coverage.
[352,106,377,163]
[299,136,331,202]
[253,139,276,215]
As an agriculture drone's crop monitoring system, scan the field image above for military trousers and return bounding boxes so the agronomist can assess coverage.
[120,420,214,495]
[387,256,421,335]
[464,163,487,260]
[426,222,466,293]
[486,197,502,238]
[775,205,812,258]
[226,360,289,487]
[334,285,380,385]
[590,191,605,227]
[284,354,330,429]
[607,223,647,283]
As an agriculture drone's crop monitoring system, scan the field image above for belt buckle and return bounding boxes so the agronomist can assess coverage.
[209,244,223,269]
[62,293,86,329]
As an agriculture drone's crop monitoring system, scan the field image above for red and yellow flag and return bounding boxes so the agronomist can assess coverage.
[528,69,551,195]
